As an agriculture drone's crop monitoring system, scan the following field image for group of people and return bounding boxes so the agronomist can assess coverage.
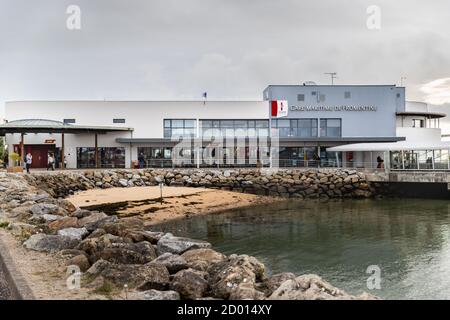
[22,152,57,173]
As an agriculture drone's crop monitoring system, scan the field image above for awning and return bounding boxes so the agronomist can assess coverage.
[327,140,450,152]
[0,119,134,135]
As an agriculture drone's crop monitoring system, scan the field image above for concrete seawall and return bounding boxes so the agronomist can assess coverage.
[24,168,378,200]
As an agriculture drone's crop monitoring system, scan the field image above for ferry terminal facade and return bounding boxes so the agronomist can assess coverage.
[2,84,411,169]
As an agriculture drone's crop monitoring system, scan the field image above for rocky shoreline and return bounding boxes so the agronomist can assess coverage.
[0,170,379,300]
[25,168,379,200]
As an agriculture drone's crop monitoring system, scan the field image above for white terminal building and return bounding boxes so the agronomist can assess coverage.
[1,83,449,170]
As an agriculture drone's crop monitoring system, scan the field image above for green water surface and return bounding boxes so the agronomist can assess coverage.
[155,199,450,300]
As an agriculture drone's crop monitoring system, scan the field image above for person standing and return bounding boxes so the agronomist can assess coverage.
[25,152,32,173]
[138,152,145,168]
[47,153,55,171]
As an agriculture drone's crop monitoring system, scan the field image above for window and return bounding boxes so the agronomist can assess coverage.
[163,119,196,138]
[412,119,424,128]
[137,147,180,168]
[113,118,126,124]
[272,118,318,137]
[76,147,125,168]
[297,94,305,101]
[311,91,317,96]
[200,120,269,137]
[63,119,76,124]
[344,91,351,99]
[320,119,341,137]
[397,93,401,98]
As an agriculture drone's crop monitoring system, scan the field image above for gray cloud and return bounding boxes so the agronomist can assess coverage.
[1,0,450,127]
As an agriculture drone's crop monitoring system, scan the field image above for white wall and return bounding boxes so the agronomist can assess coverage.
[5,101,268,138]
[264,85,404,138]
[4,100,268,168]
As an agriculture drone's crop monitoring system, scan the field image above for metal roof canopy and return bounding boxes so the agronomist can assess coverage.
[396,111,446,119]
[0,119,134,135]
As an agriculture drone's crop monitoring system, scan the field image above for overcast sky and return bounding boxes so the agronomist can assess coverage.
[1,0,450,128]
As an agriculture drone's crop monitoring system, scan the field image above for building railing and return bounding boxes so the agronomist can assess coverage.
[138,159,387,170]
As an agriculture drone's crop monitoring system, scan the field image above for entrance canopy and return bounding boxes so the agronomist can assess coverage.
[327,140,450,152]
[1,119,133,169]
[0,119,133,135]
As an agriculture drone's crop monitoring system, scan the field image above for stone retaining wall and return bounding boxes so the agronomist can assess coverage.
[24,168,380,200]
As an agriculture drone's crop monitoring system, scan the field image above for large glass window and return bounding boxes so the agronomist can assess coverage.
[278,147,319,167]
[418,150,434,169]
[320,119,342,137]
[403,151,418,169]
[164,119,196,138]
[434,149,449,170]
[272,119,318,137]
[137,147,175,168]
[390,151,403,170]
[77,147,125,168]
[200,120,269,137]
[412,119,424,128]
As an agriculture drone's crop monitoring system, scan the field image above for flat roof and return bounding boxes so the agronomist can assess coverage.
[328,140,450,152]
[396,111,446,119]
[5,100,265,104]
[116,136,405,145]
[265,84,402,89]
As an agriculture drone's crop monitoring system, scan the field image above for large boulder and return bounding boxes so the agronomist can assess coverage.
[229,282,265,300]
[181,248,226,271]
[33,214,61,223]
[97,241,157,264]
[77,211,108,228]
[83,216,118,232]
[57,199,77,214]
[29,203,62,216]
[8,222,37,238]
[24,234,79,252]
[85,260,170,290]
[258,272,297,296]
[66,254,91,272]
[267,274,378,300]
[102,218,145,237]
[76,233,131,263]
[57,227,89,241]
[153,253,187,273]
[123,230,164,244]
[48,217,79,231]
[157,234,211,255]
[137,289,180,300]
[170,268,209,299]
[207,254,265,299]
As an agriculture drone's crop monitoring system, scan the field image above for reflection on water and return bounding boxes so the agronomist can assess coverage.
[155,199,450,300]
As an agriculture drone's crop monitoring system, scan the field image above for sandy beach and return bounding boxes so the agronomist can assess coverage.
[68,186,282,225]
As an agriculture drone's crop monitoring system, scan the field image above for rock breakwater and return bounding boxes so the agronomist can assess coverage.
[24,168,378,200]
[0,171,379,300]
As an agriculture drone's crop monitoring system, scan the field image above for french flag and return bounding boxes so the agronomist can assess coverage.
[271,100,289,118]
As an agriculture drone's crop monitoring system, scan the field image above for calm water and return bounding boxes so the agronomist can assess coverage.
[155,199,450,300]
